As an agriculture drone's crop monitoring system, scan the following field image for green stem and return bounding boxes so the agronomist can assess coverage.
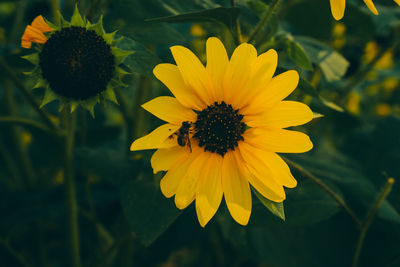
[0,58,57,130]
[0,238,32,267]
[3,80,36,188]
[132,76,150,139]
[63,109,81,267]
[247,0,283,44]
[352,178,395,267]
[49,0,60,24]
[0,136,22,184]
[0,116,63,136]
[284,157,361,226]
[114,87,134,154]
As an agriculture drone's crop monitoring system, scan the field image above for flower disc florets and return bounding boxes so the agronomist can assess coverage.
[39,26,115,100]
[193,101,246,156]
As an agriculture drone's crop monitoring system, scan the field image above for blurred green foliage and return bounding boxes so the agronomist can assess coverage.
[1,0,400,266]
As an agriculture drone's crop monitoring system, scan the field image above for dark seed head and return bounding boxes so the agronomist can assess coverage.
[193,101,246,156]
[39,26,115,100]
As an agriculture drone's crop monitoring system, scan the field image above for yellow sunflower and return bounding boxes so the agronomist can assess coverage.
[130,37,313,227]
[330,0,400,20]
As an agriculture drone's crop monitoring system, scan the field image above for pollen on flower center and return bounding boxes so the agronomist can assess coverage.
[193,101,246,156]
[39,26,115,100]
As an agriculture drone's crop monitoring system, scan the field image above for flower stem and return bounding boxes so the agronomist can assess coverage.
[0,58,57,130]
[49,0,60,24]
[352,178,395,267]
[247,0,283,44]
[0,116,63,136]
[284,157,361,226]
[63,109,82,267]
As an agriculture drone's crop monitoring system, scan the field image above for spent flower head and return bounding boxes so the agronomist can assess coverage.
[21,6,132,115]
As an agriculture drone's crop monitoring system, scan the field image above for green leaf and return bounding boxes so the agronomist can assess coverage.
[286,38,313,71]
[287,140,400,224]
[117,37,161,77]
[295,36,349,82]
[146,7,240,31]
[120,178,182,247]
[253,188,285,221]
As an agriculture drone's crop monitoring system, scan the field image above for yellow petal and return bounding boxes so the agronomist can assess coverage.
[151,146,187,174]
[330,0,346,20]
[175,148,208,209]
[240,142,296,188]
[223,43,257,108]
[153,63,204,110]
[206,37,229,102]
[245,128,313,153]
[395,0,400,6]
[130,123,179,151]
[160,151,195,198]
[244,101,313,128]
[238,49,278,109]
[363,0,378,15]
[142,96,197,124]
[241,70,299,115]
[222,151,252,226]
[196,153,223,227]
[237,142,286,201]
[31,15,54,32]
[170,46,215,105]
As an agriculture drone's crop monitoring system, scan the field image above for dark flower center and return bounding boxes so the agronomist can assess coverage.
[193,101,246,156]
[39,26,115,100]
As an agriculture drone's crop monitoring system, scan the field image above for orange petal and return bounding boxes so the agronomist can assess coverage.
[31,15,54,32]
[21,25,47,48]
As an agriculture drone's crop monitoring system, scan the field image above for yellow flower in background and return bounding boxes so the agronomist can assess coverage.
[376,103,392,116]
[347,92,361,115]
[131,37,313,227]
[330,0,400,20]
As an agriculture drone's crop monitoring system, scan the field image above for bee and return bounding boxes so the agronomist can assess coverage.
[169,121,192,152]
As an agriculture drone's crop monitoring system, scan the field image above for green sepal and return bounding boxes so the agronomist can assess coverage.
[22,53,39,65]
[33,79,48,89]
[87,15,105,36]
[253,188,285,221]
[58,101,66,112]
[102,86,118,104]
[58,11,70,28]
[112,36,124,46]
[71,4,85,27]
[103,31,117,45]
[23,66,40,75]
[112,47,134,64]
[40,88,58,108]
[81,96,99,117]
[70,102,79,113]
[43,17,58,30]
[111,77,128,88]
[116,66,130,76]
